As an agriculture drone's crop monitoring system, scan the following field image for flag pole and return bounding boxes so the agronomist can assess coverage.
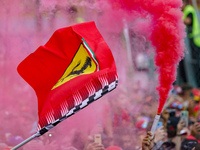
[11,133,37,150]
[150,114,160,137]
[123,19,134,73]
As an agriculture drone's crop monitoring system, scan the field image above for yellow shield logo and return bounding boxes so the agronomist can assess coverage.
[52,44,98,90]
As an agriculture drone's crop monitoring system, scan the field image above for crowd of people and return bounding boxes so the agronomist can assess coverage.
[141,0,200,149]
[142,84,200,150]
[1,85,200,150]
[1,0,200,150]
[81,83,200,150]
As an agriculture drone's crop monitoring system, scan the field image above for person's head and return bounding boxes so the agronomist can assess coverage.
[182,0,189,11]
[169,101,184,114]
[66,6,78,23]
[161,108,170,121]
[179,83,193,97]
[67,6,77,15]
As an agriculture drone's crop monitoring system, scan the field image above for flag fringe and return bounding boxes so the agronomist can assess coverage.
[36,71,118,136]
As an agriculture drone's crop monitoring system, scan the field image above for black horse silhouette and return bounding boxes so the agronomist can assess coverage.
[59,56,92,83]
[67,56,92,77]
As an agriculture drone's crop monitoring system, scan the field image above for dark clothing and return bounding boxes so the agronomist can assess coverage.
[189,37,200,87]
[179,59,187,83]
[187,13,193,32]
[187,12,200,87]
[181,12,200,87]
[178,13,193,84]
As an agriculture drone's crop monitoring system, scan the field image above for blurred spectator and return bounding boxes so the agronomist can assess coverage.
[160,108,170,131]
[173,120,186,150]
[179,84,194,114]
[189,122,200,141]
[109,93,131,129]
[181,139,198,150]
[192,88,200,102]
[65,5,84,26]
[191,88,200,119]
[178,122,200,150]
[182,0,200,87]
[2,1,200,150]
[166,84,194,117]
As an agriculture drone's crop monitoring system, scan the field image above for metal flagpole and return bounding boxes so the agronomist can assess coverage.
[11,133,38,150]
[123,19,134,73]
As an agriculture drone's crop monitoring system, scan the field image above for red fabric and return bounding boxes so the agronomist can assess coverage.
[193,88,200,97]
[17,22,117,129]
[187,135,200,143]
[112,109,130,127]
[194,105,199,112]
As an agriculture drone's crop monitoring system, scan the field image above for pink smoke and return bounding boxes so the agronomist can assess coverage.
[1,0,185,149]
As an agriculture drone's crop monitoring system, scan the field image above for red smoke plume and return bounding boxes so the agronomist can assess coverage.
[108,0,185,114]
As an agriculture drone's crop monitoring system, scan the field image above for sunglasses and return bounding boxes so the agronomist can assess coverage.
[171,102,184,110]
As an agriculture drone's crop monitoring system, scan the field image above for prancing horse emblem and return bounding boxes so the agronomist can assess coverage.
[52,44,97,90]
[66,57,92,78]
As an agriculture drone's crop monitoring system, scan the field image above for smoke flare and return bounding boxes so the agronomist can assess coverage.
[107,0,185,114]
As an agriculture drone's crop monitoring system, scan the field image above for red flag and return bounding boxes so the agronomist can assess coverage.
[17,22,118,135]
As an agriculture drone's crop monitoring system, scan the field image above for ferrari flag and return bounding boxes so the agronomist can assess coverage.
[17,22,118,136]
